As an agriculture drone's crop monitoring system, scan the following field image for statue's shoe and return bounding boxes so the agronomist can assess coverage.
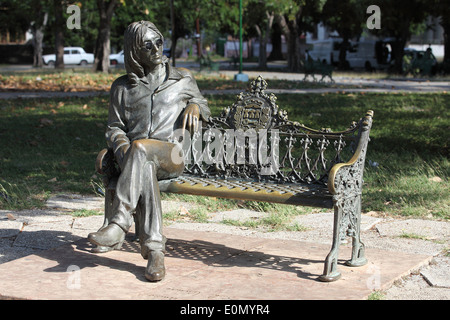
[88,223,125,250]
[145,250,165,282]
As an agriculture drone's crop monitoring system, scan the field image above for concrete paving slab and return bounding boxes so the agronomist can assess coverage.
[71,215,104,231]
[376,219,450,242]
[46,194,104,212]
[12,216,78,250]
[420,256,450,288]
[207,209,269,223]
[0,220,23,238]
[383,273,450,300]
[0,227,431,300]
[0,239,39,265]
[1,209,60,225]
[291,212,382,232]
[45,194,197,215]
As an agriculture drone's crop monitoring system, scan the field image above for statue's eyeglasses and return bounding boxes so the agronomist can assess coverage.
[143,38,163,51]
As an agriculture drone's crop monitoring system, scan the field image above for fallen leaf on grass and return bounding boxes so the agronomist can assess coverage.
[179,205,190,216]
[28,140,39,146]
[39,118,53,126]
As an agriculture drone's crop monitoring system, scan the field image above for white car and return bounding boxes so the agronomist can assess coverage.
[109,50,124,65]
[42,47,94,66]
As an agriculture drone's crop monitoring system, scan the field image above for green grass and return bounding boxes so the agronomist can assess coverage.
[0,86,448,221]
[367,291,386,300]
[399,232,430,241]
[0,96,108,209]
[69,209,103,217]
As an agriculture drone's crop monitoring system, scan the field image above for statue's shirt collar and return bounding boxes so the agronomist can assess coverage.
[137,56,183,91]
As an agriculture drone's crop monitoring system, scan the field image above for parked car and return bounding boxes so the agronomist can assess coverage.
[163,48,171,58]
[345,40,391,71]
[43,47,94,66]
[109,50,124,65]
[109,48,171,65]
[402,48,437,76]
[306,39,341,65]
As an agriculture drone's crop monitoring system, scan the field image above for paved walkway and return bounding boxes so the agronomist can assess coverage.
[0,70,448,100]
[0,194,448,300]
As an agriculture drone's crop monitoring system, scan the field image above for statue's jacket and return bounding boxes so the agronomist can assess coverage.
[106,62,210,159]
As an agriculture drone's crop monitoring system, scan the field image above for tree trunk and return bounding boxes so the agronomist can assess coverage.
[94,22,111,72]
[54,0,64,69]
[268,22,283,61]
[338,36,350,70]
[277,12,301,72]
[94,0,117,73]
[170,0,176,67]
[196,16,201,57]
[32,11,48,68]
[391,37,407,74]
[255,25,267,69]
[443,23,450,65]
[257,11,274,69]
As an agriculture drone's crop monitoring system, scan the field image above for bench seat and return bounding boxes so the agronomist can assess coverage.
[159,175,333,208]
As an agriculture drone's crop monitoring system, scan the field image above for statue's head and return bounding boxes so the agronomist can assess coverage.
[124,21,165,86]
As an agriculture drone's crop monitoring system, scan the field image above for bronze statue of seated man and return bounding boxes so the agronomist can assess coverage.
[88,21,210,281]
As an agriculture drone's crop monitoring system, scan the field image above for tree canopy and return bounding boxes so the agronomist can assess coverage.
[1,0,447,73]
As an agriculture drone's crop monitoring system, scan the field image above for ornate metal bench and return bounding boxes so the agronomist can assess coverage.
[199,54,220,72]
[96,76,373,282]
[303,58,334,83]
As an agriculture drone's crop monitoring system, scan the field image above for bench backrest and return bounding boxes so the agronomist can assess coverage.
[182,76,370,186]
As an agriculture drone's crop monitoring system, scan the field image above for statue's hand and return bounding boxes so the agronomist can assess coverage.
[116,144,130,171]
[182,103,200,134]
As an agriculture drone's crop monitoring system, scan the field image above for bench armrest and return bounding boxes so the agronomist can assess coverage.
[95,148,110,175]
[327,110,374,195]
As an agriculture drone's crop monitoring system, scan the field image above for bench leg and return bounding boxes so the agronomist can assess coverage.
[319,195,367,281]
[345,196,367,267]
[318,203,342,282]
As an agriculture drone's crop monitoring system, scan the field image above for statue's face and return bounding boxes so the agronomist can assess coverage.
[137,28,164,68]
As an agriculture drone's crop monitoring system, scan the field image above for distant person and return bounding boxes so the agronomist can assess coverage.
[424,47,436,62]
